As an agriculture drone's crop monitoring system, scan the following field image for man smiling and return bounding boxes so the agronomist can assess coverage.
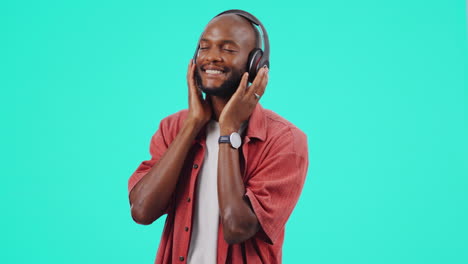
[128,10,308,264]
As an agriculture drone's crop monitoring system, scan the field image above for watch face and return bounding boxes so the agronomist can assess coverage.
[230,132,242,149]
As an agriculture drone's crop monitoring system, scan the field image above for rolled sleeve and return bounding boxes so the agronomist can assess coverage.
[128,121,169,194]
[244,131,308,245]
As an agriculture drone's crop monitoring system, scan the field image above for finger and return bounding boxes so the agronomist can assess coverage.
[257,67,269,96]
[234,72,249,97]
[247,67,267,97]
[240,72,249,91]
[187,60,204,104]
[192,65,205,100]
[186,59,193,81]
[187,60,199,93]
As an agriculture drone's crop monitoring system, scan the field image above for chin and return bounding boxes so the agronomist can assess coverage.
[202,81,223,90]
[200,85,230,97]
[195,69,240,98]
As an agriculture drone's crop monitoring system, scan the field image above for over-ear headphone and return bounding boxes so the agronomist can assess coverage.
[193,9,270,83]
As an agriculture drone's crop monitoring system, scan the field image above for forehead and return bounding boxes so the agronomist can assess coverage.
[201,14,256,48]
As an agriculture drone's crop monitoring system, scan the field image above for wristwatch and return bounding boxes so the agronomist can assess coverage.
[218,132,242,149]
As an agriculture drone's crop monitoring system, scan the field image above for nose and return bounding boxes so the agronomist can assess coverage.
[203,47,222,63]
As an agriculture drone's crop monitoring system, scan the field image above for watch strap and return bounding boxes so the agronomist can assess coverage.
[218,135,230,144]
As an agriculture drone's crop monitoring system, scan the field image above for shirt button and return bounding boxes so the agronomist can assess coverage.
[179,256,185,261]
[193,164,199,169]
[185,226,189,232]
[187,197,191,202]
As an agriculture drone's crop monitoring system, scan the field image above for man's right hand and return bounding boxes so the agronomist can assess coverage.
[186,59,211,129]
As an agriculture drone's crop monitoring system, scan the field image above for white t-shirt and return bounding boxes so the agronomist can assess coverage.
[187,120,221,264]
[187,121,247,264]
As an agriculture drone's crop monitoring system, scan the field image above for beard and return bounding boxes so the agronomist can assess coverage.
[194,67,244,99]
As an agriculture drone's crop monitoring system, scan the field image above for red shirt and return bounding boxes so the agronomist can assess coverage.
[128,104,308,264]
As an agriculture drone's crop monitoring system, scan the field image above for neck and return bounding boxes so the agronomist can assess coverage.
[209,95,230,121]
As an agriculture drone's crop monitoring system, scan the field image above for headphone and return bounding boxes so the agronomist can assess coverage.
[193,9,270,83]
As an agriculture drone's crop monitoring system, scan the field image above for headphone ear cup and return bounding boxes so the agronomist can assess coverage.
[247,48,263,83]
[193,46,199,64]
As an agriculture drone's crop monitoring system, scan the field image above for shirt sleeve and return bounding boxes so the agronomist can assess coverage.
[127,119,173,215]
[244,129,309,245]
[127,126,167,192]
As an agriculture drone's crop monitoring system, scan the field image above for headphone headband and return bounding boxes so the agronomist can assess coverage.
[213,9,270,68]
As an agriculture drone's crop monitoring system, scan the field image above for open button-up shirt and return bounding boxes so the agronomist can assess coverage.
[128,104,309,264]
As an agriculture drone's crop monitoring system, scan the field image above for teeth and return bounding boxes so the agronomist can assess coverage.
[205,69,223,74]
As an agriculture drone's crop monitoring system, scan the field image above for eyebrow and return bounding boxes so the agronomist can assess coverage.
[200,38,240,47]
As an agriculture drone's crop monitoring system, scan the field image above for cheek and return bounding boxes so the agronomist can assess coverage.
[232,54,250,73]
[195,66,203,75]
[195,53,203,64]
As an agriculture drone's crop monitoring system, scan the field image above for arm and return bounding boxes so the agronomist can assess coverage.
[129,60,211,225]
[129,119,202,224]
[218,67,269,244]
[217,143,260,244]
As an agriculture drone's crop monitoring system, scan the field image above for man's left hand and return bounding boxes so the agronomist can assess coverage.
[219,67,269,134]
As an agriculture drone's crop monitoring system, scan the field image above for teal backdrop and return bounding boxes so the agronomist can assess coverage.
[2,0,467,263]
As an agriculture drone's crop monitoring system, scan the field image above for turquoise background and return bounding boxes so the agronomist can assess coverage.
[2,0,467,263]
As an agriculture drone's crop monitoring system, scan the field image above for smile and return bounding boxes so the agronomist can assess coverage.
[201,64,227,77]
[205,69,224,74]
